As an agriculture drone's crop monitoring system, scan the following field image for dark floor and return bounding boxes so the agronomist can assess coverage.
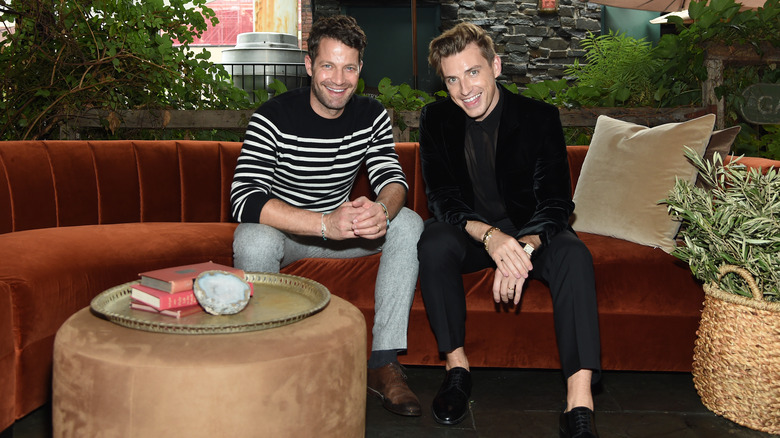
[4,367,777,437]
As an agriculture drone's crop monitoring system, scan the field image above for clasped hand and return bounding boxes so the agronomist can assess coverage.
[322,196,387,240]
[487,231,533,305]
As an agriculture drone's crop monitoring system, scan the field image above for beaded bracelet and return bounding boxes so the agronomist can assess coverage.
[482,226,499,252]
[377,201,390,230]
[321,213,327,240]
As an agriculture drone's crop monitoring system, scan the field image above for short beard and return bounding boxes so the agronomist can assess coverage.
[312,83,354,111]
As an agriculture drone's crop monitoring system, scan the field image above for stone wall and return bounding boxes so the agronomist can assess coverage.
[310,0,602,85]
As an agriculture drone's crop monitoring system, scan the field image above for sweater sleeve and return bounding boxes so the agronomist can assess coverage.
[364,105,409,195]
[230,110,279,223]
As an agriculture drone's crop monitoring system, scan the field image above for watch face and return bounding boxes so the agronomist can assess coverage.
[523,243,535,256]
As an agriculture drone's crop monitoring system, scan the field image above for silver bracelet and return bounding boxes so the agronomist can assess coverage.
[321,213,327,240]
[377,201,390,229]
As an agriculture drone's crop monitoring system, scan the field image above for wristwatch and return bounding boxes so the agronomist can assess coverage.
[522,242,535,257]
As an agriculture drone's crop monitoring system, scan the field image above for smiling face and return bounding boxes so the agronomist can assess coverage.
[305,37,362,119]
[440,42,502,122]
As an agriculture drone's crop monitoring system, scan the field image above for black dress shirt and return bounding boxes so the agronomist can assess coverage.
[464,87,517,235]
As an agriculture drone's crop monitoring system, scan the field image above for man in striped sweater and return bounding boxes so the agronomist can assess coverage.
[230,15,424,417]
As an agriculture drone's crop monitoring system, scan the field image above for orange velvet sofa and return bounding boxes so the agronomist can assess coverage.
[1,139,776,433]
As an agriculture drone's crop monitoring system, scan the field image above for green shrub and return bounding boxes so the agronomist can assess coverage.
[0,0,252,140]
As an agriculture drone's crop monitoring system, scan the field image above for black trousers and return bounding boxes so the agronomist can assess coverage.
[417,219,601,380]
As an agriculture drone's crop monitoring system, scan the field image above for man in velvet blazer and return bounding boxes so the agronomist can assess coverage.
[417,23,601,438]
[420,79,574,246]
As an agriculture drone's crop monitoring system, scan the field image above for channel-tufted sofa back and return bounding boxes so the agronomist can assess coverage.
[0,141,428,235]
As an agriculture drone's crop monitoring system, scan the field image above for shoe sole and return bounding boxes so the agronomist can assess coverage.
[432,405,469,425]
[366,388,422,417]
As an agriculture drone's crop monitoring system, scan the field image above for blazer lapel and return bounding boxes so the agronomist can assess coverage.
[441,103,469,175]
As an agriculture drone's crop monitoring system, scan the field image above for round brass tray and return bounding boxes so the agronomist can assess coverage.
[90,272,331,334]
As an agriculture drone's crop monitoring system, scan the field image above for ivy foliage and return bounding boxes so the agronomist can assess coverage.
[0,0,253,140]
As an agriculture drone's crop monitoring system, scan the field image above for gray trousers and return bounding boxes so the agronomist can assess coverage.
[233,207,423,352]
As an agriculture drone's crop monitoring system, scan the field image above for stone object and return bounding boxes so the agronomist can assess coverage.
[194,270,252,315]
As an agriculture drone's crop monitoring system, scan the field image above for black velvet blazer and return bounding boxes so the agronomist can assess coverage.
[418,85,574,246]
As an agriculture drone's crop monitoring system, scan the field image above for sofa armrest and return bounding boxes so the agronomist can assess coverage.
[726,155,780,172]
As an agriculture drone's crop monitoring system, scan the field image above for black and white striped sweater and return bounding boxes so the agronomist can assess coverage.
[230,87,408,223]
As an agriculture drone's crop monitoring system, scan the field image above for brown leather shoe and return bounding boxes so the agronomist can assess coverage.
[367,362,421,416]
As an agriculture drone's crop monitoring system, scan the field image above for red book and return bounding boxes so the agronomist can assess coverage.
[131,282,254,311]
[130,284,199,310]
[139,261,245,293]
[130,300,203,318]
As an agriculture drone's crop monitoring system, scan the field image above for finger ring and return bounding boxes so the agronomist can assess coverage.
[499,258,504,261]
[377,224,381,231]
[508,286,514,291]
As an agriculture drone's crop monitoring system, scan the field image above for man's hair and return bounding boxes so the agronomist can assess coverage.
[307,15,367,63]
[428,22,496,79]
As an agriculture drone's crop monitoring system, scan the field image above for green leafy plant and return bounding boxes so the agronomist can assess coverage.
[653,0,780,109]
[253,79,289,106]
[0,0,252,140]
[522,79,569,106]
[664,147,780,302]
[522,32,660,107]
[501,82,519,95]
[565,31,661,107]
[521,0,779,156]
[375,77,436,112]
[374,77,437,133]
[736,124,780,159]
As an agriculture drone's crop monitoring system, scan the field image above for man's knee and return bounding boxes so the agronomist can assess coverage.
[387,208,424,246]
[417,221,462,262]
[233,223,285,270]
[547,231,593,265]
[393,208,424,235]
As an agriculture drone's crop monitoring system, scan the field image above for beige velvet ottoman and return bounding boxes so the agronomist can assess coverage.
[52,295,366,438]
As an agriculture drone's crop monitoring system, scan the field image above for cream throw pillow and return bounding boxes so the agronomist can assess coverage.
[571,114,716,253]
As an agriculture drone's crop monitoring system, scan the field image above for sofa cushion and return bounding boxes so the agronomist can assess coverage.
[696,125,741,188]
[0,289,15,432]
[571,114,715,253]
[704,126,741,162]
[0,222,237,419]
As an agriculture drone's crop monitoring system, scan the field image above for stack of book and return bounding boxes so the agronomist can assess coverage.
[131,261,245,318]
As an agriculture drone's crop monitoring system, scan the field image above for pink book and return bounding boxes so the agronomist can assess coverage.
[130,300,203,318]
[130,284,198,310]
[139,261,245,293]
[131,281,255,310]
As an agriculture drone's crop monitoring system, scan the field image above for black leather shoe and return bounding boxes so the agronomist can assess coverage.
[432,367,472,425]
[559,406,599,438]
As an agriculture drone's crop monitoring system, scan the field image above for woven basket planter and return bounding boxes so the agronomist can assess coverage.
[693,265,780,434]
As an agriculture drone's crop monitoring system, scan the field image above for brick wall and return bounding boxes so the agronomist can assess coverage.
[301,0,313,50]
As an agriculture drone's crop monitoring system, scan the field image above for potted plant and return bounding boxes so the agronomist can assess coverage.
[663,147,780,434]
